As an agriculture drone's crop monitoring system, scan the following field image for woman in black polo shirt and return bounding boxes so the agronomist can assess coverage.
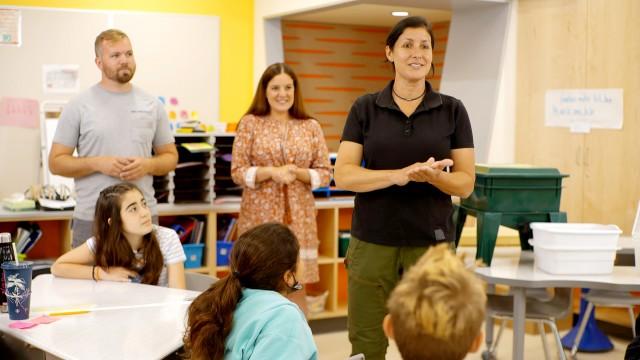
[334,16,476,360]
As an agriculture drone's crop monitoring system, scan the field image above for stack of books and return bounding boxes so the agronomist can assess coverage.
[15,223,43,254]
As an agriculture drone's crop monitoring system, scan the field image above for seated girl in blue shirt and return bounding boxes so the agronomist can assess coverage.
[184,222,318,359]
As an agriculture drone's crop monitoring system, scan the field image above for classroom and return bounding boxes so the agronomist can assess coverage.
[0,0,639,359]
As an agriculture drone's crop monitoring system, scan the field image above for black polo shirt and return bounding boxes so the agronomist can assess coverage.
[341,81,474,246]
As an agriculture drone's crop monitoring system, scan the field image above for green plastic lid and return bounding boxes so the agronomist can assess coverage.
[475,164,568,178]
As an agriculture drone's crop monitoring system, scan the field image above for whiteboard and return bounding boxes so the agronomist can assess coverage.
[0,7,219,198]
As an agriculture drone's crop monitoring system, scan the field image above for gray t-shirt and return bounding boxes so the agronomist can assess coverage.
[53,84,174,220]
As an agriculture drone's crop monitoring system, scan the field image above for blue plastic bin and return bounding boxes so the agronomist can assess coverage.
[183,243,205,269]
[217,241,234,266]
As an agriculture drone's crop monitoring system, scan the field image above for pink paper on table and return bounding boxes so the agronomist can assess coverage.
[30,315,60,324]
[9,321,37,329]
[0,97,39,129]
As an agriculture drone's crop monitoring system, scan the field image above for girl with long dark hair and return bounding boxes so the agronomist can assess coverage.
[52,182,186,288]
[184,222,317,359]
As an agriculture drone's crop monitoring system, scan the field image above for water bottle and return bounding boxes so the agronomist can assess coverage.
[0,232,16,312]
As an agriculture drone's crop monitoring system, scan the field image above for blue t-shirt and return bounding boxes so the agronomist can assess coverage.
[225,288,318,359]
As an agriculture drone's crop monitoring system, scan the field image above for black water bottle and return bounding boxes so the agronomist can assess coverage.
[0,232,16,313]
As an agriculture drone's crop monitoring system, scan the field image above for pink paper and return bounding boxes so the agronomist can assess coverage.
[30,315,60,324]
[0,97,39,129]
[9,321,37,329]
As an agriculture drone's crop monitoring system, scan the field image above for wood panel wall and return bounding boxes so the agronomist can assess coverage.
[282,20,450,151]
[516,0,640,232]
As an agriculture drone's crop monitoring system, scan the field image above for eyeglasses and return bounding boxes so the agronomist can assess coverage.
[289,273,303,291]
[403,119,413,137]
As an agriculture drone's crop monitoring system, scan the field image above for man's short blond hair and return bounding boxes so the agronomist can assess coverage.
[387,243,486,360]
[94,29,129,57]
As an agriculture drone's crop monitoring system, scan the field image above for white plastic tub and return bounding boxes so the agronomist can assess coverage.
[530,222,621,248]
[529,240,617,275]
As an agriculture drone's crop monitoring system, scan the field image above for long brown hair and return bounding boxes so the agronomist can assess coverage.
[184,222,299,360]
[93,183,163,285]
[245,62,311,120]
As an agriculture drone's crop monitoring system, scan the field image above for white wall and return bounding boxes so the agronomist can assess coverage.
[487,0,516,164]
[253,0,356,84]
[440,1,512,163]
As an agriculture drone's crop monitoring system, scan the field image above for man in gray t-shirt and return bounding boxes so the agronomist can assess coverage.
[49,29,178,248]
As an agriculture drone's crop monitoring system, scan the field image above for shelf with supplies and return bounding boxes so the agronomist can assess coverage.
[0,198,355,320]
[154,133,219,205]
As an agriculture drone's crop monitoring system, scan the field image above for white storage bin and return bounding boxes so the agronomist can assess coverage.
[529,240,617,275]
[530,222,621,248]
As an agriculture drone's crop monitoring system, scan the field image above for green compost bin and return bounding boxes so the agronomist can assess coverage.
[462,165,568,212]
[454,164,568,266]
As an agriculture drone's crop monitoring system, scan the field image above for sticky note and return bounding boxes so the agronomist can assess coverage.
[30,315,60,324]
[9,321,37,329]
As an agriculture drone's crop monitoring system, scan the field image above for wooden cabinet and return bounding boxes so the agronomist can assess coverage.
[516,0,640,232]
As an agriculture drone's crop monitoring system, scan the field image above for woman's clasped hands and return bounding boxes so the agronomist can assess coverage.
[270,164,298,185]
[392,157,454,186]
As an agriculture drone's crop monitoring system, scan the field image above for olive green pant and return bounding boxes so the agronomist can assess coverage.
[346,237,431,360]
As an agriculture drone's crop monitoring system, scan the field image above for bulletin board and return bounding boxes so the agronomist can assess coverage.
[0,7,219,198]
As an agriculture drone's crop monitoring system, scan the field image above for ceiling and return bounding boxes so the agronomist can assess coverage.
[283,3,452,27]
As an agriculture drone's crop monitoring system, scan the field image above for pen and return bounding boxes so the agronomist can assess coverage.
[48,310,91,316]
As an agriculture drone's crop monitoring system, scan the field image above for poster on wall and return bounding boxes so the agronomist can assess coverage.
[0,8,21,46]
[545,88,623,133]
[42,64,80,93]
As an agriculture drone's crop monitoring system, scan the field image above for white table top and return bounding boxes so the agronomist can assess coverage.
[0,275,201,360]
[475,251,640,291]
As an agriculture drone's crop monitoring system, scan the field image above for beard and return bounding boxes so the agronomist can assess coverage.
[105,65,136,84]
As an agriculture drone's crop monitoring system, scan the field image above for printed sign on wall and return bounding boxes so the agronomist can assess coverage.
[545,88,623,133]
[0,8,21,46]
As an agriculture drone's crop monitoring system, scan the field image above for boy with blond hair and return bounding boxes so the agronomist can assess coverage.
[383,243,486,360]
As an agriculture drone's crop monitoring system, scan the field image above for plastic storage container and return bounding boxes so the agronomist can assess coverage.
[529,240,617,275]
[462,165,568,212]
[216,241,234,266]
[530,223,622,248]
[183,243,205,269]
[528,222,621,274]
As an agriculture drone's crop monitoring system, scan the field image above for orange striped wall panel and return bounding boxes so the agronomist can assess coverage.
[282,20,450,151]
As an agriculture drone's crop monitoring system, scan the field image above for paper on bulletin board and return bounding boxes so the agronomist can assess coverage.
[0,97,39,129]
[545,89,623,133]
[42,64,80,93]
[0,8,21,46]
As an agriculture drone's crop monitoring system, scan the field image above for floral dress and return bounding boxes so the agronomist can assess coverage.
[231,114,331,283]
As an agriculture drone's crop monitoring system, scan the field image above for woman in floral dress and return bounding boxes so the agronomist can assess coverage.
[231,62,331,314]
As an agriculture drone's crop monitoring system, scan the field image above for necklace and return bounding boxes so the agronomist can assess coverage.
[392,87,426,102]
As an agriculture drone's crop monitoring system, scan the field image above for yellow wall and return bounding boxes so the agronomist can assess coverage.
[4,0,253,123]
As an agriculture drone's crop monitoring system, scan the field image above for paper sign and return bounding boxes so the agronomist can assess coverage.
[0,8,21,46]
[545,89,623,131]
[0,97,39,128]
[43,64,80,93]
